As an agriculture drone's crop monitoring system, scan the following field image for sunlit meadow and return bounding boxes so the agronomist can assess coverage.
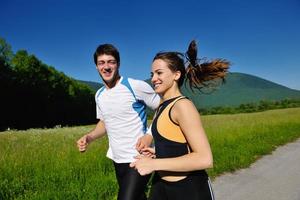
[1,108,300,199]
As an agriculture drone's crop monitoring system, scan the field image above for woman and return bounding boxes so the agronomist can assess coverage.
[130,40,230,200]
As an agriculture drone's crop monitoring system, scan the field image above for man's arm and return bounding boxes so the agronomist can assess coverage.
[131,79,160,110]
[77,120,106,152]
[130,79,160,151]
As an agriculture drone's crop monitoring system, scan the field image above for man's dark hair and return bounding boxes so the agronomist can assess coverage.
[93,44,120,65]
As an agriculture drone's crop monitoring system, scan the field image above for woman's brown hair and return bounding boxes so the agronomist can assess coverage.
[186,40,230,91]
[153,40,230,91]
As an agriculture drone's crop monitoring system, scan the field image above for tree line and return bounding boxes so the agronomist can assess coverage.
[1,37,300,130]
[146,98,300,120]
[198,98,300,115]
[0,38,97,131]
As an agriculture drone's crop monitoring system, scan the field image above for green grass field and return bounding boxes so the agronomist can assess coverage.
[1,108,300,199]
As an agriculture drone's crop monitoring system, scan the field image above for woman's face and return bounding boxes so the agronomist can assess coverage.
[151,59,179,95]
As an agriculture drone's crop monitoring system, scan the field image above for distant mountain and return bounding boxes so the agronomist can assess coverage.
[79,80,103,91]
[181,72,300,108]
[78,72,300,109]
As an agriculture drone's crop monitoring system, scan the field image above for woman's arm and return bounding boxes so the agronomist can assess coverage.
[131,99,213,175]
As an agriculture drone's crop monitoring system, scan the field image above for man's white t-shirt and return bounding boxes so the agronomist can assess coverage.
[95,77,160,163]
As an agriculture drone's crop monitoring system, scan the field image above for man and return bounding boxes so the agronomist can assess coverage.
[77,43,160,200]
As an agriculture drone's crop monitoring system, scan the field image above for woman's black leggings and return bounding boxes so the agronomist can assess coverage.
[113,162,151,200]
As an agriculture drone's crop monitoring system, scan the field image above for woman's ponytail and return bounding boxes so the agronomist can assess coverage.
[185,40,230,91]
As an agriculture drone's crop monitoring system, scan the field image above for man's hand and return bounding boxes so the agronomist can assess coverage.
[140,147,156,158]
[76,134,92,152]
[136,134,153,153]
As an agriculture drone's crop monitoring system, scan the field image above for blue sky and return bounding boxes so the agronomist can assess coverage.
[1,0,300,90]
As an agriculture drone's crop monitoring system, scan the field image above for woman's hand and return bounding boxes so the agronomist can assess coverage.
[130,153,156,176]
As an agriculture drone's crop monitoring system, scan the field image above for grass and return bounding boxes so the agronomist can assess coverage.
[0,126,117,200]
[203,108,300,177]
[1,108,300,199]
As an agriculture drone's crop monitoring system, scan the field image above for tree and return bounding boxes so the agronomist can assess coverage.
[0,38,97,130]
[0,37,13,65]
[0,38,15,130]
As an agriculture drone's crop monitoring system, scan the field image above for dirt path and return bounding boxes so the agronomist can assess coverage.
[212,138,300,200]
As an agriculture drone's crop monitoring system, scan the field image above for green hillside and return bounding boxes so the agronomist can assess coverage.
[79,80,103,91]
[183,72,300,108]
[79,72,300,108]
